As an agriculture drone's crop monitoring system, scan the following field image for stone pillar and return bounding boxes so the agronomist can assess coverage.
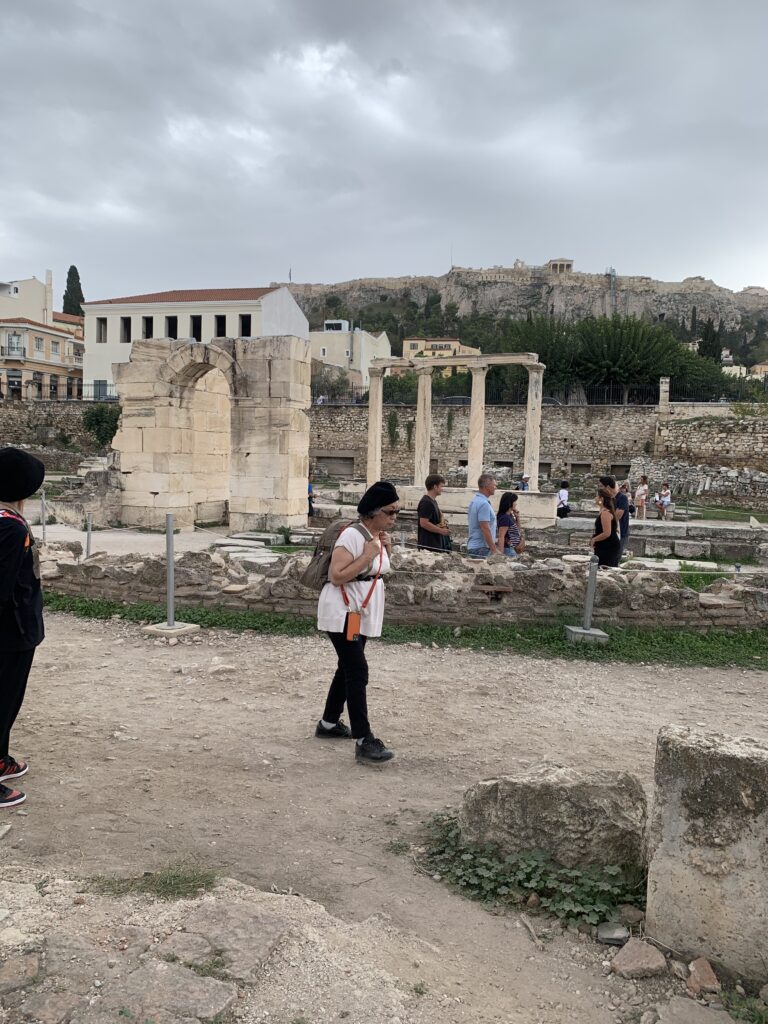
[466,364,488,488]
[413,366,433,487]
[658,376,670,416]
[646,726,768,982]
[523,363,544,491]
[366,366,384,486]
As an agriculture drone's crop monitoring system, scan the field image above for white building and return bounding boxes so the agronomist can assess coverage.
[0,271,54,324]
[309,320,390,387]
[83,285,308,386]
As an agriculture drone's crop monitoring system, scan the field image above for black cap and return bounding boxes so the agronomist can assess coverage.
[357,480,399,516]
[0,448,46,502]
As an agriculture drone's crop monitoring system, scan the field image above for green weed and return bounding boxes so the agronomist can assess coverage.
[721,991,768,1023]
[420,813,645,925]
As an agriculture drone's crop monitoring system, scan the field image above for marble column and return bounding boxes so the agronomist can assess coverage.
[523,363,544,491]
[466,364,488,489]
[413,366,433,486]
[366,366,384,486]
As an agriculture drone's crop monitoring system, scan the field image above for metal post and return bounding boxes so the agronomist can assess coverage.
[40,488,46,543]
[86,512,93,558]
[166,513,175,628]
[582,555,600,631]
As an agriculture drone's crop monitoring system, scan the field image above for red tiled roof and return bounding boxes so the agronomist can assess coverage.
[84,287,279,306]
[53,311,84,324]
[0,316,72,335]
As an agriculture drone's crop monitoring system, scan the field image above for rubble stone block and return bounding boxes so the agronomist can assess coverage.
[458,762,647,869]
[611,937,667,978]
[646,726,768,982]
[674,540,711,558]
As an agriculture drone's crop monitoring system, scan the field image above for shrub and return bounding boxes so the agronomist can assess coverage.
[82,404,120,447]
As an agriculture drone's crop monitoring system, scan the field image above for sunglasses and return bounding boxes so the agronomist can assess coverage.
[381,507,400,516]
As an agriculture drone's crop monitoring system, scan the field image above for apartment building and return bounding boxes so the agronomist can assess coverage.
[83,285,308,385]
[0,318,84,400]
[396,337,481,377]
[309,320,390,386]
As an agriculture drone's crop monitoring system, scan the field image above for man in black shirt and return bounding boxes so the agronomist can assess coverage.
[417,474,451,550]
[0,447,46,809]
[599,474,630,559]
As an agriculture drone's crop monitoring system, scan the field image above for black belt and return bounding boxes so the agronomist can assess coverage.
[355,575,379,581]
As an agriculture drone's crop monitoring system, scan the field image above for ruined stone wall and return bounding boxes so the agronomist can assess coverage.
[0,400,101,466]
[310,405,659,480]
[41,546,768,633]
[657,415,768,470]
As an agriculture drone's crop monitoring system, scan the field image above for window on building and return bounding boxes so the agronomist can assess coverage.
[538,462,552,480]
[7,332,23,354]
[320,347,327,357]
[66,377,74,399]
[611,464,630,479]
[94,379,108,399]
[410,342,419,350]
[120,316,132,343]
[142,316,154,339]
[165,316,178,339]
[51,340,60,356]
[96,318,107,343]
[214,314,227,337]
[49,375,59,399]
[35,336,44,353]
[239,314,251,337]
[345,349,350,358]
[190,315,202,342]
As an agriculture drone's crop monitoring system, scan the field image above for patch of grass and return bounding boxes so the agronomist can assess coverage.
[413,981,428,996]
[679,562,730,592]
[90,863,218,901]
[384,839,411,856]
[186,954,227,980]
[43,593,768,669]
[721,991,768,1023]
[420,813,645,926]
[270,545,313,553]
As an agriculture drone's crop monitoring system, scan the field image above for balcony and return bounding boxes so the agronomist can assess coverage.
[0,346,26,358]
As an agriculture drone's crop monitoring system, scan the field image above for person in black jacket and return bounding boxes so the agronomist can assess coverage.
[0,447,46,808]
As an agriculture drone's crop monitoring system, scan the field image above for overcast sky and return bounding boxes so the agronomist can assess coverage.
[3,0,768,301]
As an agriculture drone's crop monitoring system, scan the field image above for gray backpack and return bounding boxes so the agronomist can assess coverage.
[300,520,369,591]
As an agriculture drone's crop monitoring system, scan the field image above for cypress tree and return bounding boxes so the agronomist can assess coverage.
[63,265,85,316]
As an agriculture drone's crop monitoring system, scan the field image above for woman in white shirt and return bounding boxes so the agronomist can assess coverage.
[556,480,570,519]
[316,480,399,763]
[654,482,672,519]
[634,475,649,519]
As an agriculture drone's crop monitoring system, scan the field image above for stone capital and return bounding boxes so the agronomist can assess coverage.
[470,364,489,378]
[527,363,545,376]
[415,364,434,376]
[368,366,385,379]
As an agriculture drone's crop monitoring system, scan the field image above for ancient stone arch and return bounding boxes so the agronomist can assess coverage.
[112,337,310,530]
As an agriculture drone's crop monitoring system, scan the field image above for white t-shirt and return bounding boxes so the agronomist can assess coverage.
[557,488,569,507]
[316,524,391,637]
[635,483,649,503]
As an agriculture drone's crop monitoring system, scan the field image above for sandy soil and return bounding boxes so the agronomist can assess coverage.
[6,613,766,1022]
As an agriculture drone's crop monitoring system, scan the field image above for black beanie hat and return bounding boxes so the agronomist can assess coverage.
[357,480,399,517]
[0,447,46,502]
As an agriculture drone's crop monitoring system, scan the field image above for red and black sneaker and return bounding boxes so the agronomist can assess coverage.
[0,757,28,782]
[0,784,26,809]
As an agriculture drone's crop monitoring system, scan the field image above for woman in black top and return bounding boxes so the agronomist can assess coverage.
[496,491,521,556]
[590,490,620,567]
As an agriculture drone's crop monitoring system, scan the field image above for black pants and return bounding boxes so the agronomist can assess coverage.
[323,628,371,739]
[0,648,35,759]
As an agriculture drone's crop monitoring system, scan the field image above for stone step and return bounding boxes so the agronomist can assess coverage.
[229,532,282,544]
[213,538,266,549]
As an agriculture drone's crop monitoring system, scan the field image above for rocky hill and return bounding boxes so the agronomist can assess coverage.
[278,264,768,332]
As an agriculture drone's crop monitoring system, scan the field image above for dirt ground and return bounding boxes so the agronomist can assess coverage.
[6,612,767,1023]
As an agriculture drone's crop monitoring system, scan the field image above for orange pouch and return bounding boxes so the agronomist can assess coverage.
[346,612,362,641]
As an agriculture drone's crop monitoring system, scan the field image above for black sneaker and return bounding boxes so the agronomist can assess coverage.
[0,756,28,782]
[0,784,26,809]
[355,737,394,763]
[315,720,352,739]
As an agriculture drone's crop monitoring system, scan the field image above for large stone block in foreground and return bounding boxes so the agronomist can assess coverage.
[458,762,647,869]
[646,726,768,982]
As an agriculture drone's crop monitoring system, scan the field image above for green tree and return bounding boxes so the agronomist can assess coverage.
[311,366,349,399]
[82,404,120,447]
[690,305,698,337]
[698,318,721,362]
[63,265,85,316]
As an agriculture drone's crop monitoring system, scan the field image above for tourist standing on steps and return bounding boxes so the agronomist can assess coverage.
[635,475,649,520]
[0,447,46,809]
[315,481,399,764]
[600,475,630,560]
[417,474,451,551]
[466,473,499,558]
[590,489,621,567]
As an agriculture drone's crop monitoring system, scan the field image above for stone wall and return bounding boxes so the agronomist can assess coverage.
[657,415,768,470]
[310,405,659,481]
[41,546,768,633]
[0,401,102,469]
